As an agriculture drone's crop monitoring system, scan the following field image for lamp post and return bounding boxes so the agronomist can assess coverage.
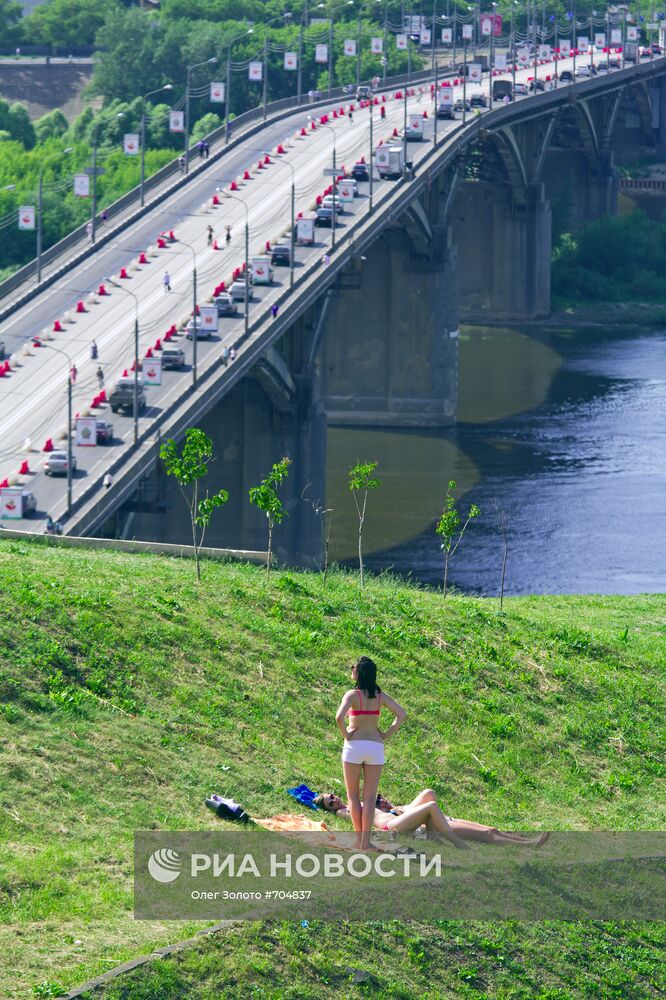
[264,151,296,289]
[368,97,374,211]
[314,118,337,249]
[44,342,74,513]
[319,0,354,96]
[106,278,140,445]
[185,56,218,173]
[141,84,173,207]
[177,237,199,387]
[226,29,254,144]
[37,147,72,284]
[298,0,308,105]
[357,8,362,85]
[90,112,123,244]
[224,191,250,337]
[432,0,439,141]
[511,1,517,97]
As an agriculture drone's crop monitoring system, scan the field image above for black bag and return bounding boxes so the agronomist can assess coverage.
[205,794,250,823]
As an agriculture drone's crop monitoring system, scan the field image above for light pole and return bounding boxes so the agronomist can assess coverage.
[44,342,74,513]
[431,0,439,141]
[141,84,173,207]
[185,56,218,174]
[511,1,517,97]
[357,8,362,86]
[37,147,72,284]
[298,0,308,105]
[318,0,354,96]
[314,118,337,248]
[90,113,123,244]
[224,191,250,337]
[177,238,199,387]
[226,28,254,144]
[264,151,296,289]
[106,278,140,445]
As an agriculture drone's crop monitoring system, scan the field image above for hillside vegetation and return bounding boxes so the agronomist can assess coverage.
[0,538,664,998]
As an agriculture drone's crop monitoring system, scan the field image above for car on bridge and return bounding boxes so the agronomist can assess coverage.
[453,97,471,112]
[2,490,37,517]
[559,70,574,83]
[351,161,369,182]
[96,419,114,444]
[315,206,335,227]
[43,451,77,476]
[270,244,292,267]
[470,93,488,109]
[528,78,547,91]
[109,378,146,414]
[229,280,251,302]
[160,347,186,370]
[214,293,238,316]
[575,65,592,78]
[185,316,213,339]
[322,195,345,214]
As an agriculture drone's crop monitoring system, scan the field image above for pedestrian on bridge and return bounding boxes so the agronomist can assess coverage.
[90,340,98,360]
[103,472,113,490]
[96,366,104,389]
[70,363,77,384]
[230,346,237,362]
[222,345,230,367]
[225,225,231,247]
[163,271,171,292]
[348,108,354,123]
[207,224,214,247]
[271,303,279,320]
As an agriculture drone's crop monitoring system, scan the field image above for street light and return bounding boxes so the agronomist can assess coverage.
[90,113,123,244]
[262,13,293,120]
[226,28,254,144]
[311,117,337,249]
[43,342,75,514]
[318,0,354,97]
[141,84,173,207]
[185,56,218,174]
[263,151,296,290]
[224,190,250,337]
[37,147,72,284]
[105,278,140,445]
[177,237,199,387]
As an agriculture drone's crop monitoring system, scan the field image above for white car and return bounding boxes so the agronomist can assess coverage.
[44,450,77,476]
[321,195,345,214]
[575,65,592,77]
[513,82,529,96]
[229,280,251,302]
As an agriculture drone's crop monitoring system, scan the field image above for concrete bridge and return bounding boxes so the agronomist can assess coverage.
[2,56,665,563]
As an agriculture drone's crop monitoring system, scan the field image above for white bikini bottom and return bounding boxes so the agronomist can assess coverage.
[342,739,385,766]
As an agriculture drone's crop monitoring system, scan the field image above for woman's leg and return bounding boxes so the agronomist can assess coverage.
[385,802,469,849]
[360,763,383,849]
[405,788,437,809]
[447,818,549,846]
[342,761,363,846]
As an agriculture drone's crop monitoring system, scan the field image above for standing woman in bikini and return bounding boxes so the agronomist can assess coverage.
[336,656,406,850]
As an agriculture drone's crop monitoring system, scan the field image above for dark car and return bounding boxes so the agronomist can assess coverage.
[96,419,114,444]
[528,78,546,92]
[651,43,662,54]
[470,93,488,108]
[270,244,292,267]
[109,379,146,414]
[436,103,456,119]
[559,69,574,82]
[608,57,621,68]
[351,161,369,182]
[315,207,334,227]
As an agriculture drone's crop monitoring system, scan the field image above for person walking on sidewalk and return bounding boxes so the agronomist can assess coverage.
[90,340,98,360]
[163,271,171,292]
[96,366,104,389]
[207,224,214,247]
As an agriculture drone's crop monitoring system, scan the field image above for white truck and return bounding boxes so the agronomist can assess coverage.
[375,144,405,179]
[295,214,316,245]
[251,257,273,285]
[407,113,424,141]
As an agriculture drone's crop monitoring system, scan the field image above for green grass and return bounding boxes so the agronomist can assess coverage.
[0,538,664,999]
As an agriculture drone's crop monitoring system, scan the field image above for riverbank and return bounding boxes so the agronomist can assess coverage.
[547,301,666,328]
[0,538,663,997]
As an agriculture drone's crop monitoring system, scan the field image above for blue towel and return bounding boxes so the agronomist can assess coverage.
[287,784,319,810]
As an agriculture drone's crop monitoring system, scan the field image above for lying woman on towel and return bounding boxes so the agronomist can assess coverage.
[313,787,549,848]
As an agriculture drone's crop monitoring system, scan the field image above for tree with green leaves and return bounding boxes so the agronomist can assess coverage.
[160,427,229,581]
[348,460,380,588]
[249,457,291,576]
[435,480,480,597]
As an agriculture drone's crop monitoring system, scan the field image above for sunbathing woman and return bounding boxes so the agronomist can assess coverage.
[314,789,549,848]
[335,656,406,850]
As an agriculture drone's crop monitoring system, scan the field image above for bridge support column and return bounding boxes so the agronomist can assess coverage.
[454,180,551,321]
[320,226,459,427]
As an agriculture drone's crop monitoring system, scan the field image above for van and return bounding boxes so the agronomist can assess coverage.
[109,379,146,414]
[492,80,513,102]
[356,84,372,101]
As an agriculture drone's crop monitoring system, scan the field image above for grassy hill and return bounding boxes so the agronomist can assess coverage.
[0,537,664,999]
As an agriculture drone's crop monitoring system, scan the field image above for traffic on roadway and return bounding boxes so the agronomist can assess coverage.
[0,48,637,531]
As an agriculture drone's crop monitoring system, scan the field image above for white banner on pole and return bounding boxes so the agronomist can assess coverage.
[480,16,492,36]
[441,27,452,43]
[75,416,97,447]
[249,61,263,81]
[594,33,606,48]
[143,357,162,386]
[494,52,507,71]
[468,62,482,82]
[73,173,90,197]
[343,38,356,56]
[610,28,622,44]
[627,26,638,40]
[210,82,225,102]
[518,47,530,64]
[123,133,139,155]
[396,33,407,50]
[371,36,383,54]
[0,488,23,519]
[284,51,297,70]
[169,110,184,133]
[199,305,218,333]
[315,43,328,63]
[538,44,551,58]
[420,28,431,45]
[577,36,589,53]
[462,24,473,40]
[18,205,35,230]
[560,39,572,55]
[438,87,453,107]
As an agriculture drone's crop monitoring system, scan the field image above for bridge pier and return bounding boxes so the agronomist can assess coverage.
[454,180,551,321]
[319,225,459,427]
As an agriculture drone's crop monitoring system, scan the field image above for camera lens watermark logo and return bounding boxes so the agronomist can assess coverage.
[148,848,182,884]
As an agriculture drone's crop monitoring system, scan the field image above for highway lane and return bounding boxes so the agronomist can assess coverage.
[0,54,593,527]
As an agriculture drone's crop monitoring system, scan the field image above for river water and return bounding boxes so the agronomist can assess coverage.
[326,325,666,595]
